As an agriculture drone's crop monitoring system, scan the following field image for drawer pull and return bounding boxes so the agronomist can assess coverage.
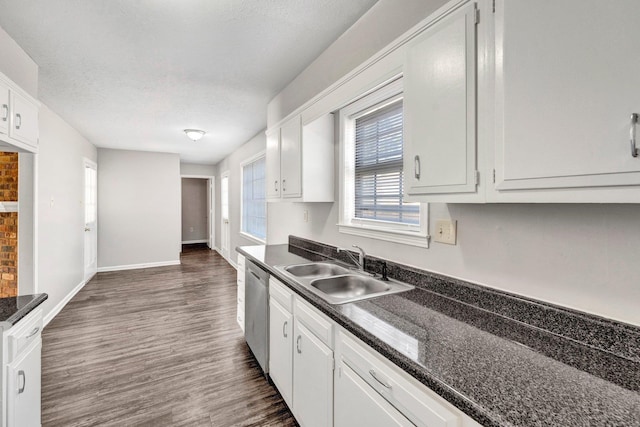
[26,327,40,339]
[18,370,25,394]
[1,104,7,121]
[369,370,392,389]
[283,321,288,338]
[15,113,21,130]
[631,113,639,157]
[296,335,302,354]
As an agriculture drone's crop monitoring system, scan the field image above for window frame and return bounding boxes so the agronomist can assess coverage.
[338,78,429,248]
[240,151,267,244]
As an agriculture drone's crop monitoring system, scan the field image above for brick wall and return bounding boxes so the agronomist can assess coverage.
[0,152,18,297]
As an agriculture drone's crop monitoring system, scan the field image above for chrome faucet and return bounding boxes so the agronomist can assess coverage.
[337,245,366,271]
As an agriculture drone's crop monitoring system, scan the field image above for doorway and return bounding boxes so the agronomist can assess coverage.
[180,175,215,250]
[220,171,230,261]
[83,158,98,282]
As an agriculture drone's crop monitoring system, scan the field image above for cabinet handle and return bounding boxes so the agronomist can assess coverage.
[275,180,278,192]
[26,327,40,338]
[18,371,25,394]
[282,179,286,192]
[296,335,302,354]
[1,104,7,122]
[283,321,288,338]
[631,113,639,158]
[414,155,421,180]
[369,370,391,389]
[15,113,21,130]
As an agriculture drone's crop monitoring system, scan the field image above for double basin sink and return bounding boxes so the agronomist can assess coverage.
[275,261,414,304]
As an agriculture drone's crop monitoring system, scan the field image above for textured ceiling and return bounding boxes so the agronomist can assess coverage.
[0,0,378,164]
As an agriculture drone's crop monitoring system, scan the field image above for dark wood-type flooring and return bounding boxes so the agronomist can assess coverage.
[42,244,297,427]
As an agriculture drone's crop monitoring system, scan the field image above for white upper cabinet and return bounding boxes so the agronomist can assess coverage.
[0,74,40,153]
[492,0,640,201]
[280,117,302,198]
[266,127,281,199]
[0,82,9,136]
[266,113,334,202]
[404,1,478,199]
[0,73,39,153]
[10,91,39,149]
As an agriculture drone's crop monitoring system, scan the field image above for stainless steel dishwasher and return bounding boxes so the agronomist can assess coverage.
[244,260,269,374]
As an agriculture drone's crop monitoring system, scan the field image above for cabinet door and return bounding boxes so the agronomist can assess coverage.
[266,128,281,199]
[0,82,9,136]
[495,0,640,192]
[280,117,302,198]
[293,321,333,427]
[9,91,39,148]
[7,339,42,427]
[404,1,477,196]
[269,298,293,407]
[335,361,412,427]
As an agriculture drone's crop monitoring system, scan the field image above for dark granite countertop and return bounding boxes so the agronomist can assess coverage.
[238,242,640,427]
[0,293,47,328]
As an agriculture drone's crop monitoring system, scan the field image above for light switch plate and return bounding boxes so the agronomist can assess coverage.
[434,220,457,245]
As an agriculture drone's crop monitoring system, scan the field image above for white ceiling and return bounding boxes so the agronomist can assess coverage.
[0,0,378,164]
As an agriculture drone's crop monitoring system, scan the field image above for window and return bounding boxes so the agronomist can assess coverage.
[339,79,429,247]
[241,154,266,242]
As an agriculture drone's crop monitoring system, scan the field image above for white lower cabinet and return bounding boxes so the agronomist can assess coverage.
[6,339,41,427]
[269,297,293,406]
[335,361,412,427]
[268,278,334,427]
[3,307,43,427]
[292,321,333,427]
[236,254,245,332]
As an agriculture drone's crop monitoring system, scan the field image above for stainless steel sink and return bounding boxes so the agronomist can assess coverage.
[284,262,349,279]
[311,275,390,298]
[275,262,414,304]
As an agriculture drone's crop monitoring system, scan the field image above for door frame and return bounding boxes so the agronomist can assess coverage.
[180,174,216,250]
[220,170,230,262]
[83,158,98,283]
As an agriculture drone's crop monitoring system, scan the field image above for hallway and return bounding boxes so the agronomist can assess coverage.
[41,246,296,426]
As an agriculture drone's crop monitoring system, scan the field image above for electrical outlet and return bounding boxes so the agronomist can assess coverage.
[189,226,194,233]
[434,220,457,245]
[303,210,309,223]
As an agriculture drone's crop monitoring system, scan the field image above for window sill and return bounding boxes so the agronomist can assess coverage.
[240,231,266,245]
[338,224,430,248]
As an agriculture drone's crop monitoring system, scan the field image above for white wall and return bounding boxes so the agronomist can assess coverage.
[181,178,208,242]
[180,163,217,177]
[263,0,640,326]
[38,105,98,322]
[98,148,181,270]
[267,0,447,125]
[215,131,265,264]
[0,24,38,97]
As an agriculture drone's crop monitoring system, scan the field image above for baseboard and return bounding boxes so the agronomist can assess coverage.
[44,278,88,327]
[214,247,238,270]
[182,239,208,244]
[97,260,181,273]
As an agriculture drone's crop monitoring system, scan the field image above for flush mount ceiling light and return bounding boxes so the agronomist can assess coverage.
[184,129,206,141]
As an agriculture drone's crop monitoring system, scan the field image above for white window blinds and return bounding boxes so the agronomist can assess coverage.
[354,100,419,225]
[242,156,266,240]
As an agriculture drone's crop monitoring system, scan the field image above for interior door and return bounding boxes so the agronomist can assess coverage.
[220,172,230,260]
[83,159,98,282]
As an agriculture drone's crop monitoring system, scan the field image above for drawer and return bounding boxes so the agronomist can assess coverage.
[337,330,461,427]
[270,278,293,312]
[7,308,43,361]
[294,298,332,348]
